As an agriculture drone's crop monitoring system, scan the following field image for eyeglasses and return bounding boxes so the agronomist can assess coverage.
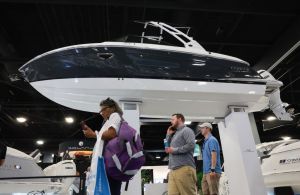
[99,106,110,114]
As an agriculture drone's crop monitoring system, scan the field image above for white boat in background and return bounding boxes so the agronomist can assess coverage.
[219,140,300,195]
[0,147,77,194]
[260,140,300,194]
[18,21,291,122]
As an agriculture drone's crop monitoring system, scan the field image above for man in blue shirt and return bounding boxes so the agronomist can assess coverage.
[199,123,222,195]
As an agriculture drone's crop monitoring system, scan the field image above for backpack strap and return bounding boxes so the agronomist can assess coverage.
[125,181,129,191]
[118,114,125,136]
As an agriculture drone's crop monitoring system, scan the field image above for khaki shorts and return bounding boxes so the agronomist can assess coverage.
[168,166,197,195]
[201,173,221,195]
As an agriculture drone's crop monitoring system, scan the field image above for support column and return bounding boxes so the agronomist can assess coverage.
[218,109,266,195]
[120,101,142,195]
[248,113,261,145]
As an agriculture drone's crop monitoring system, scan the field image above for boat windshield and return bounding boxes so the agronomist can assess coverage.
[257,140,298,157]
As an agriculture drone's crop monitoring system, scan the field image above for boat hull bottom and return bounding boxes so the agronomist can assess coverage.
[30,78,268,120]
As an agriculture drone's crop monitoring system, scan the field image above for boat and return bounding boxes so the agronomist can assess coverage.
[0,147,77,194]
[260,139,300,194]
[18,21,291,121]
[219,139,300,195]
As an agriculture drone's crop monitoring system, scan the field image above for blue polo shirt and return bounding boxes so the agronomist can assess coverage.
[202,134,222,174]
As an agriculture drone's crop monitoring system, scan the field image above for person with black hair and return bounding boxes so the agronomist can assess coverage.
[82,97,123,195]
[0,142,7,166]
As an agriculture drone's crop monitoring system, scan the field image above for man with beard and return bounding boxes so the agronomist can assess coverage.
[165,113,196,195]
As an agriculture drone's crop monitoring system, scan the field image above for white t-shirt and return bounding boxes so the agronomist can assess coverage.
[100,112,122,134]
[97,112,122,155]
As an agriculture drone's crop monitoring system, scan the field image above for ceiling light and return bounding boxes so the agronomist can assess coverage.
[155,156,161,159]
[192,63,206,66]
[185,121,192,125]
[16,117,27,123]
[267,116,276,121]
[65,117,74,124]
[197,81,207,86]
[281,136,291,141]
[248,91,256,94]
[36,140,44,145]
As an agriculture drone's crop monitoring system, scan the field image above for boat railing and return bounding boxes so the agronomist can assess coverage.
[136,21,205,50]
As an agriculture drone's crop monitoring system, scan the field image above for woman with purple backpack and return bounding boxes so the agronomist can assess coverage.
[82,98,123,195]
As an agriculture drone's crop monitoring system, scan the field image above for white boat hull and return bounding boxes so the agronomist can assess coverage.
[219,140,300,195]
[0,181,64,194]
[0,148,76,194]
[262,141,300,194]
[31,78,268,120]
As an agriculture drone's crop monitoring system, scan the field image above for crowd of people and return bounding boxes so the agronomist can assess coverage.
[83,98,222,195]
[81,98,222,195]
[0,97,221,195]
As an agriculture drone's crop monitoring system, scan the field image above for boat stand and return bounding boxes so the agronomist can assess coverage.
[119,101,267,195]
[218,106,266,195]
[120,100,142,195]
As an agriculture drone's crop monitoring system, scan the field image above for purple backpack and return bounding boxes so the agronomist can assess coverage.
[104,121,145,181]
